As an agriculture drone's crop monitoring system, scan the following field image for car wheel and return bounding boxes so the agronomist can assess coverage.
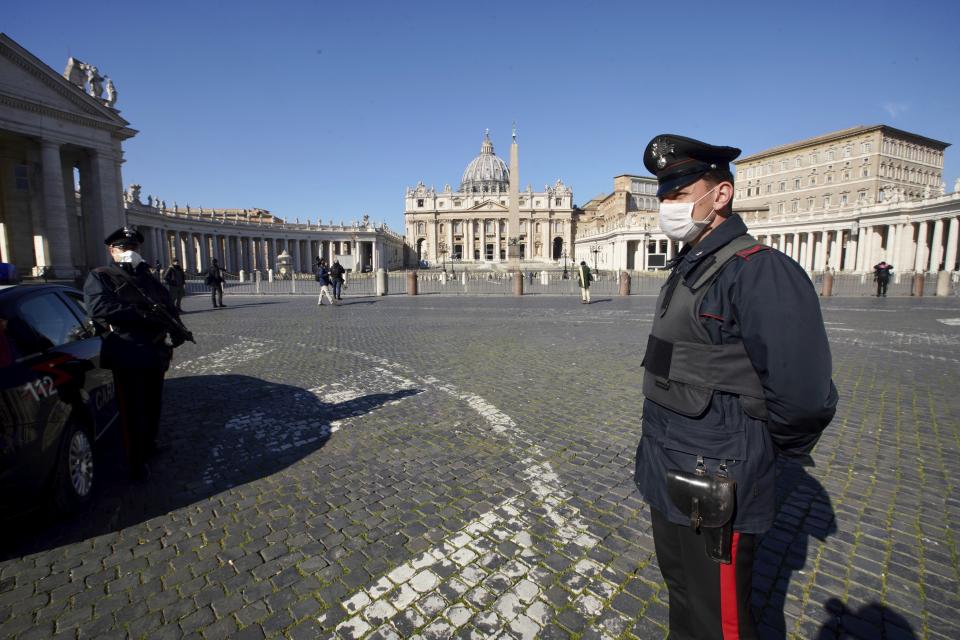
[53,421,94,513]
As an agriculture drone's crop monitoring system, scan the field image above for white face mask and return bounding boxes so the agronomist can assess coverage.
[657,186,719,243]
[115,249,144,268]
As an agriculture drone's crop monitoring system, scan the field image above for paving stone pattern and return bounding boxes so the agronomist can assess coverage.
[1,294,958,639]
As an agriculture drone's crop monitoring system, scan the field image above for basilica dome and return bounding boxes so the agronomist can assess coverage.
[460,130,510,194]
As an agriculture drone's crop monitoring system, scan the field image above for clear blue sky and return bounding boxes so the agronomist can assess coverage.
[8,0,960,232]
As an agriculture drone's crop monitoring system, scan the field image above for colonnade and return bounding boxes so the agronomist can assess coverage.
[125,205,405,275]
[573,208,960,275]
[131,227,371,275]
[756,214,960,273]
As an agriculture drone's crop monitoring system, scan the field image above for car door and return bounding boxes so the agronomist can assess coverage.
[0,290,99,509]
[57,289,118,438]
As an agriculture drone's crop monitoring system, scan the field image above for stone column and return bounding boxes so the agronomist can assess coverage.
[175,232,186,271]
[154,228,164,264]
[829,230,841,270]
[39,140,74,274]
[872,226,884,268]
[930,218,944,271]
[464,221,471,262]
[944,217,959,272]
[914,221,929,272]
[845,231,858,272]
[906,223,919,272]
[888,224,901,272]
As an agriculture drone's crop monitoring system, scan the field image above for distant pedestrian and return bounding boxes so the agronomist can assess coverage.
[330,259,346,300]
[577,261,593,304]
[163,259,186,311]
[154,260,163,280]
[205,258,226,307]
[316,259,335,305]
[873,261,893,297]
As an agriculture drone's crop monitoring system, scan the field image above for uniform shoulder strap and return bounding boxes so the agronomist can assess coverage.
[687,234,764,290]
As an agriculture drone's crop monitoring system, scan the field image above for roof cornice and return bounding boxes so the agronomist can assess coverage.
[736,125,950,164]
[0,33,132,132]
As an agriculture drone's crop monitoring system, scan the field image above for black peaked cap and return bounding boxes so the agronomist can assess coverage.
[104,226,145,247]
[643,134,741,198]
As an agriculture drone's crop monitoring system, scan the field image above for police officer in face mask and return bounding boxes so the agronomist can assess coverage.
[84,227,186,481]
[635,135,838,639]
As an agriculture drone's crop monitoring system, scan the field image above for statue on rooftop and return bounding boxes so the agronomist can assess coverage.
[104,76,117,106]
[126,184,142,205]
[84,64,103,99]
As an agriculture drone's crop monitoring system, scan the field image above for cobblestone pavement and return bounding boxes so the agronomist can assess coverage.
[2,293,958,639]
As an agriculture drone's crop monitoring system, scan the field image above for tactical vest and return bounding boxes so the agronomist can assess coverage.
[94,265,152,308]
[642,234,769,420]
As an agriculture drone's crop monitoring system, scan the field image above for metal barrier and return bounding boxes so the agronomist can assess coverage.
[176,268,957,298]
[814,271,959,297]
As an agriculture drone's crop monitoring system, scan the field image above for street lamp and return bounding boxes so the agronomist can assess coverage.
[561,249,569,279]
[591,245,600,272]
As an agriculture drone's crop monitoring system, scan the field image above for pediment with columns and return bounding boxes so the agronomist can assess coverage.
[465,200,509,212]
[0,34,134,137]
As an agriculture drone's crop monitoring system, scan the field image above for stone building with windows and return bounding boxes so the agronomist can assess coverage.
[404,131,575,267]
[735,125,948,215]
[731,126,958,275]
[573,175,666,271]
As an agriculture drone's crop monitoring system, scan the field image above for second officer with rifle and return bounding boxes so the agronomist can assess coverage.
[84,227,193,481]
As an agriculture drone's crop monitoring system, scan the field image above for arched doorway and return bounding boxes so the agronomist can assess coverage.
[416,238,425,262]
[552,237,563,260]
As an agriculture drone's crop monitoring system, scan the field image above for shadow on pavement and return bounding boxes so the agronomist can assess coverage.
[813,598,918,639]
[0,374,421,560]
[753,459,837,637]
[183,300,285,314]
[753,461,920,639]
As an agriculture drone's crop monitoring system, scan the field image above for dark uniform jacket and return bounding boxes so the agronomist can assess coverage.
[205,264,224,285]
[330,262,346,282]
[635,215,838,534]
[163,264,186,287]
[83,261,178,371]
[873,263,893,282]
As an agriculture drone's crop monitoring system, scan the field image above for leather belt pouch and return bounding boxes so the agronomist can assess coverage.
[666,468,736,563]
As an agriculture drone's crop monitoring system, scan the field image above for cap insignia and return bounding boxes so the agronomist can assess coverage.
[651,138,675,170]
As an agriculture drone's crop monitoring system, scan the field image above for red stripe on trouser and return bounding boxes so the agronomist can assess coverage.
[720,531,741,640]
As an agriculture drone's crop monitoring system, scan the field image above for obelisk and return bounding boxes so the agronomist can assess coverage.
[507,123,521,268]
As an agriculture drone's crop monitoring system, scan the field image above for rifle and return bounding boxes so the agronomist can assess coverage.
[106,267,196,346]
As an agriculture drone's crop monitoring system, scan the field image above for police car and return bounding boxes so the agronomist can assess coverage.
[0,283,118,516]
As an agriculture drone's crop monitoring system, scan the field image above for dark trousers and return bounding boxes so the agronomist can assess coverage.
[651,507,758,640]
[876,279,888,296]
[167,285,185,310]
[332,281,343,299]
[211,283,224,306]
[113,369,165,469]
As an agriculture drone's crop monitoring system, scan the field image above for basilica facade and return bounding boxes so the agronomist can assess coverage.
[404,132,575,267]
